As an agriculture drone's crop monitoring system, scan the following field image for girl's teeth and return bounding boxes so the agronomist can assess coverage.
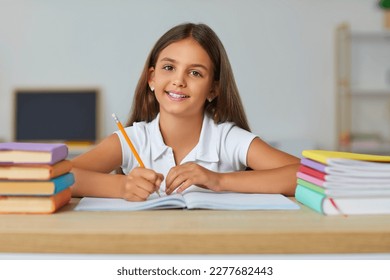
[169,92,188,98]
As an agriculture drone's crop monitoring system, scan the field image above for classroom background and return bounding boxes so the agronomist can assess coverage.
[0,0,388,157]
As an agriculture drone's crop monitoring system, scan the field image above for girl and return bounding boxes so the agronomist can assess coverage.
[71,23,300,201]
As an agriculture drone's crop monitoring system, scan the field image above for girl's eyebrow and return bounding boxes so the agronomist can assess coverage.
[160,57,209,71]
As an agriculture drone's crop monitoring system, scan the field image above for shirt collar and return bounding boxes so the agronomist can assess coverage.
[150,113,219,163]
[150,114,169,161]
[194,114,219,163]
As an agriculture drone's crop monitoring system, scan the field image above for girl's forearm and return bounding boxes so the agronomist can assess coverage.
[71,167,126,198]
[217,163,300,196]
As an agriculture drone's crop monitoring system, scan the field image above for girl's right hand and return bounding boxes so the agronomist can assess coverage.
[121,167,164,201]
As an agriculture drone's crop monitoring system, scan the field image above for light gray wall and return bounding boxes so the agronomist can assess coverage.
[0,0,384,155]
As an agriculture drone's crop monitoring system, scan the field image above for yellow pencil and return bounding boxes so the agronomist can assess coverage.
[112,113,161,197]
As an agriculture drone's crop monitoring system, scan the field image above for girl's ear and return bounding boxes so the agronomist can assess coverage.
[148,67,155,90]
[207,81,220,102]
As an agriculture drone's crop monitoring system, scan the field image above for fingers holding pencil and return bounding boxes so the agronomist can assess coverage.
[122,167,164,201]
[112,113,161,197]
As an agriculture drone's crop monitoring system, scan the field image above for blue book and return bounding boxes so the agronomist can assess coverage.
[0,173,74,196]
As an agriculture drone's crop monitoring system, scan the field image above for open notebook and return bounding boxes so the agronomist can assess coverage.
[75,188,299,211]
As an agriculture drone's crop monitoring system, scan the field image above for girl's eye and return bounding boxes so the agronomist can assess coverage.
[190,70,202,77]
[162,65,174,71]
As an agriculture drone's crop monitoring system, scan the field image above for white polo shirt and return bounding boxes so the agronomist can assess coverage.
[114,113,257,192]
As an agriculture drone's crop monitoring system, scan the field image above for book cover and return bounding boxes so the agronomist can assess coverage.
[75,191,300,211]
[0,188,71,214]
[0,173,75,195]
[302,150,390,165]
[0,160,72,180]
[0,142,68,164]
[295,184,390,215]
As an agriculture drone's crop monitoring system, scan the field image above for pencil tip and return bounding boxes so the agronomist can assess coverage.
[112,113,118,122]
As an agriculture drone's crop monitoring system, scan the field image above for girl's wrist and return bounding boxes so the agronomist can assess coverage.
[116,174,128,199]
[213,172,226,192]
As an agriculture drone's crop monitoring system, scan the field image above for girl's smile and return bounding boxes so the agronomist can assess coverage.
[165,90,190,101]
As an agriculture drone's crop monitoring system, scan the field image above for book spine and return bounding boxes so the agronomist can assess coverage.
[50,160,72,178]
[52,173,75,194]
[298,165,326,180]
[300,158,327,172]
[295,184,326,214]
[297,179,325,194]
[49,188,72,213]
[297,172,325,186]
[51,145,69,164]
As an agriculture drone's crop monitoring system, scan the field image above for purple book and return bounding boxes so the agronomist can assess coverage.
[300,158,327,173]
[0,142,68,164]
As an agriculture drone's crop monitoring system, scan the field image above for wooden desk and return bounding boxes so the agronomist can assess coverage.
[0,198,389,254]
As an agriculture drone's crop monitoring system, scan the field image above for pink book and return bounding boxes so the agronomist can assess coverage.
[0,142,68,164]
[296,171,325,187]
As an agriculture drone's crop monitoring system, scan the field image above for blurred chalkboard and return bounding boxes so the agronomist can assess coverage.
[14,89,98,142]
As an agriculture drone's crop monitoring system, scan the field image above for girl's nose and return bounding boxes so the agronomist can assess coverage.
[172,72,186,87]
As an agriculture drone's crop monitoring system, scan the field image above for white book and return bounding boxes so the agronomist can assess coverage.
[325,159,390,179]
[327,158,390,169]
[322,197,390,215]
[324,175,390,184]
[296,184,390,215]
[322,189,390,197]
[75,189,299,211]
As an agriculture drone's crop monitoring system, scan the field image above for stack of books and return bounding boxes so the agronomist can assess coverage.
[295,150,390,215]
[0,142,74,213]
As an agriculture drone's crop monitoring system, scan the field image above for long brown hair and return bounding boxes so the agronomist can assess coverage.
[126,22,251,132]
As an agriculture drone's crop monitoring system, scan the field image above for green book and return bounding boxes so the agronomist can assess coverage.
[297,178,325,194]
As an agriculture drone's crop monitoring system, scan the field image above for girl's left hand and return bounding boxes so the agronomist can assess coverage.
[165,162,221,195]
